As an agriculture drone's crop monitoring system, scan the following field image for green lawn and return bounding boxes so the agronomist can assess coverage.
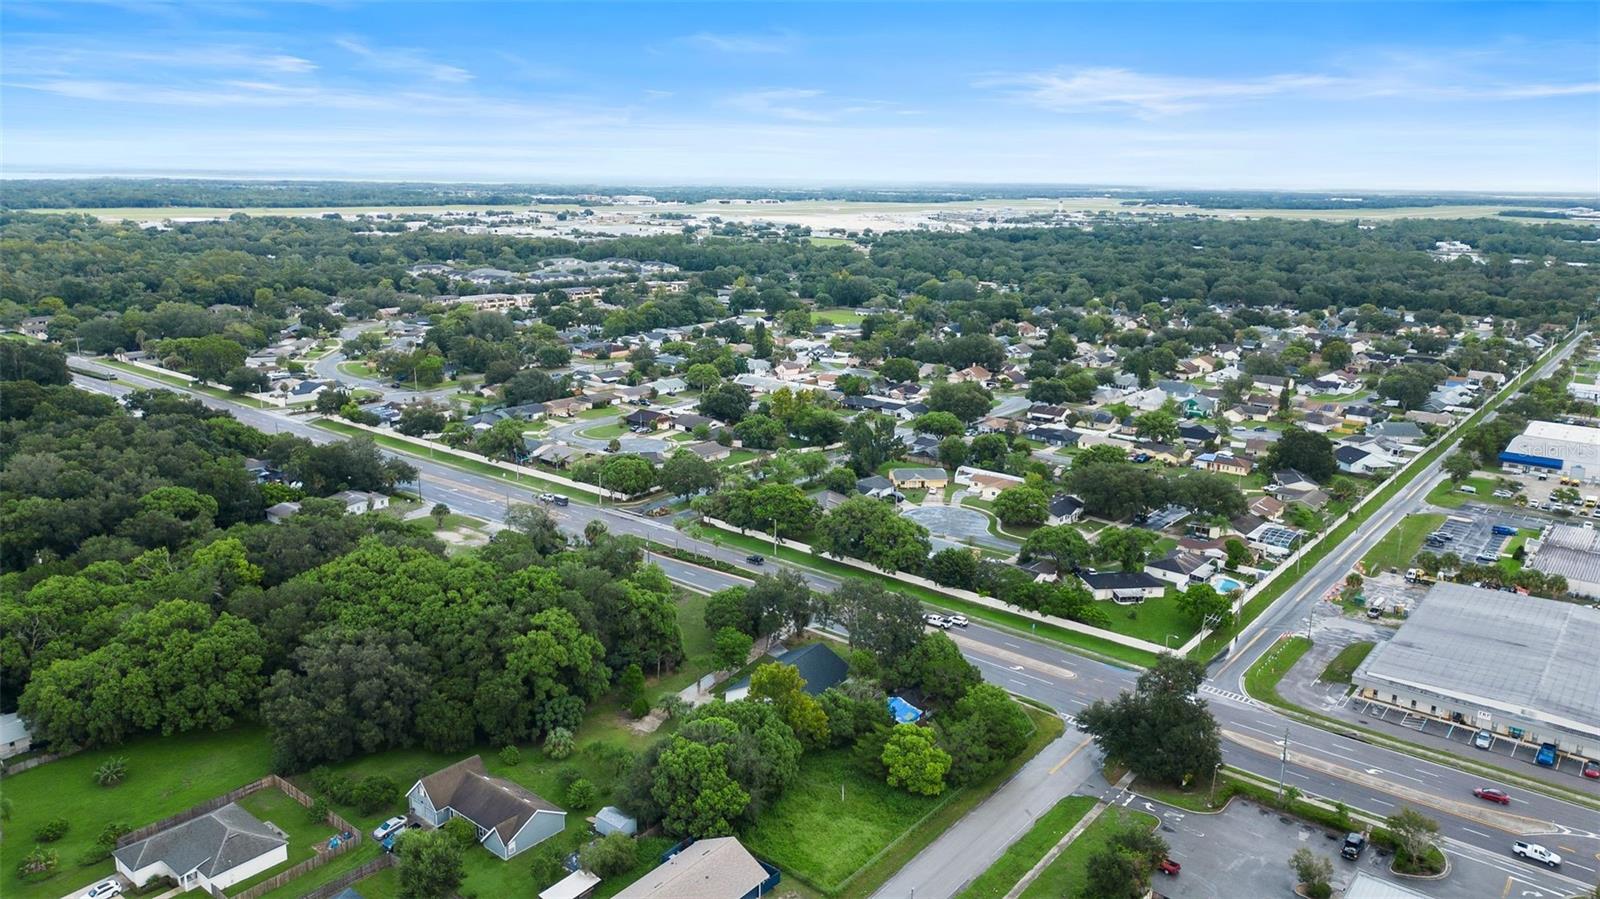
[1359,512,1446,574]
[577,405,619,420]
[1319,641,1375,684]
[1016,808,1158,899]
[580,421,628,440]
[811,306,863,320]
[955,796,1097,899]
[1425,476,1501,508]
[337,360,381,380]
[227,788,341,896]
[902,488,928,505]
[1104,596,1199,647]
[1242,635,1312,705]
[1,727,276,899]
[743,750,943,894]
[719,449,759,467]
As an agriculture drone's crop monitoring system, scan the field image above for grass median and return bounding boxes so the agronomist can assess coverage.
[1017,808,1158,899]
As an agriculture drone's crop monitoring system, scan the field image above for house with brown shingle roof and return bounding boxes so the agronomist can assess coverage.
[614,837,772,899]
[407,756,565,859]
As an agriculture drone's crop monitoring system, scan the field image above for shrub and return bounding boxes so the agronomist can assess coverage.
[499,745,522,767]
[77,822,130,865]
[94,757,128,787]
[310,766,357,805]
[580,831,639,877]
[628,696,652,719]
[34,817,70,843]
[17,846,58,881]
[528,844,566,890]
[566,778,598,810]
[306,797,330,824]
[442,816,478,851]
[350,774,400,815]
[544,727,575,760]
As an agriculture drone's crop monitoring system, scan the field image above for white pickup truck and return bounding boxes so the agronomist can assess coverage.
[1513,841,1562,867]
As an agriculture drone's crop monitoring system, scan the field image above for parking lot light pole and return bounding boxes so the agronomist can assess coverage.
[1209,762,1223,807]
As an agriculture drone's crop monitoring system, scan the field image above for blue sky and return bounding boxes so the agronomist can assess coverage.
[3,1,1596,191]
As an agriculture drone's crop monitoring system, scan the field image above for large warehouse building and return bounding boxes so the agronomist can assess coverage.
[1351,582,1600,759]
[1525,523,1600,598]
[1500,420,1600,481]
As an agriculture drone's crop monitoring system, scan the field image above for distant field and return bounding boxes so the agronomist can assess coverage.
[36,197,1560,227]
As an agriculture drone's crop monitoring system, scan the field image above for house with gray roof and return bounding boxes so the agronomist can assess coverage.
[724,643,849,701]
[614,836,774,899]
[114,803,287,893]
[407,756,565,860]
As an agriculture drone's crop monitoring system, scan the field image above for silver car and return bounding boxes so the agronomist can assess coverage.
[1473,729,1494,750]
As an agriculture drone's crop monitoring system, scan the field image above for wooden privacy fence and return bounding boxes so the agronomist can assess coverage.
[120,773,363,899]
[298,854,397,899]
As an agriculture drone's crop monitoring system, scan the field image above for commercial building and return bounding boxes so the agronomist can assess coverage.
[1351,582,1600,758]
[1500,420,1600,481]
[1525,523,1600,597]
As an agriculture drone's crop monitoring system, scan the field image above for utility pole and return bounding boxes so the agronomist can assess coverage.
[1277,727,1290,802]
[771,517,780,557]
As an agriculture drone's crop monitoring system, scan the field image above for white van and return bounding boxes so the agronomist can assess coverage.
[1458,485,1477,494]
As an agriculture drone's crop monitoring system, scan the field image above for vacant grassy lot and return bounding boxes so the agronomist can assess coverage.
[1425,475,1501,508]
[1017,808,1158,899]
[1319,641,1376,684]
[1242,635,1313,705]
[956,796,1097,899]
[1102,597,1198,647]
[1359,512,1446,574]
[1,727,275,899]
[743,750,942,894]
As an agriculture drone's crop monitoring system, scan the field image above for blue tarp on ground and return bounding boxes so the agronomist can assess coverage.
[888,696,923,724]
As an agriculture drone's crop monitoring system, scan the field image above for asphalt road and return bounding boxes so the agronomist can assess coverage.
[71,342,1600,899]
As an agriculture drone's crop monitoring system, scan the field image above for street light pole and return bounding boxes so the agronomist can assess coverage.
[1276,727,1290,802]
[1209,762,1223,807]
[771,517,780,558]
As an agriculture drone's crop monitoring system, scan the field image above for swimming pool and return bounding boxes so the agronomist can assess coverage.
[1211,575,1245,594]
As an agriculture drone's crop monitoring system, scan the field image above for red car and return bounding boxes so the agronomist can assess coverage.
[1158,858,1181,876]
[1474,787,1512,805]
[1583,760,1599,779]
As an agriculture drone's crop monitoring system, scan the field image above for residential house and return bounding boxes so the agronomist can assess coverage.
[888,467,949,491]
[1341,404,1387,427]
[1404,409,1454,428]
[686,442,732,462]
[265,501,301,524]
[905,434,943,464]
[114,803,288,893]
[18,316,52,339]
[1197,451,1254,477]
[1365,420,1425,444]
[1078,570,1167,603]
[543,397,593,418]
[1028,404,1072,423]
[0,713,32,760]
[955,465,1024,500]
[330,490,390,514]
[530,444,593,469]
[648,377,688,396]
[855,475,902,501]
[1025,426,1080,448]
[724,643,848,701]
[1174,356,1215,379]
[624,409,669,432]
[1335,444,1397,476]
[670,412,716,433]
[408,756,566,859]
[947,364,993,385]
[1146,550,1216,588]
[614,837,774,899]
[1249,495,1286,521]
[1047,494,1084,525]
[1300,411,1344,433]
[1178,423,1218,446]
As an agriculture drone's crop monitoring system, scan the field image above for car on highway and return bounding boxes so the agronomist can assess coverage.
[1340,832,1367,860]
[923,613,951,629]
[81,879,123,899]
[745,554,765,566]
[1583,759,1599,779]
[944,613,969,627]
[1472,729,1494,750]
[1512,841,1561,867]
[373,815,408,842]
[1473,787,1511,805]
[1535,743,1558,767]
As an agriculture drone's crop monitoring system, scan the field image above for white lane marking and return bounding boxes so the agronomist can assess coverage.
[1463,827,1493,839]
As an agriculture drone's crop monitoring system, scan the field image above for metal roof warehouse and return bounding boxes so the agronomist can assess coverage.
[1351,582,1600,757]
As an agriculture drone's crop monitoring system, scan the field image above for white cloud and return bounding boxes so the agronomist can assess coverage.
[334,37,472,84]
[725,88,829,122]
[683,31,794,54]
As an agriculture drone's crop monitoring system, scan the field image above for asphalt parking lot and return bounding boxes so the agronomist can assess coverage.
[1135,791,1583,899]
[1422,503,1550,565]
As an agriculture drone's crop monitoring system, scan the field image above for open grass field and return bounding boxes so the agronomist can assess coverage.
[805,237,858,249]
[1016,808,1159,899]
[0,727,276,899]
[955,796,1098,899]
[1102,596,1199,647]
[742,750,944,894]
[578,421,628,440]
[1359,512,1446,574]
[811,307,864,322]
[1425,475,1502,508]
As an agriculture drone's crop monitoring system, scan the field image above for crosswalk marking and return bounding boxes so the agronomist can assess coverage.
[1199,683,1257,706]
